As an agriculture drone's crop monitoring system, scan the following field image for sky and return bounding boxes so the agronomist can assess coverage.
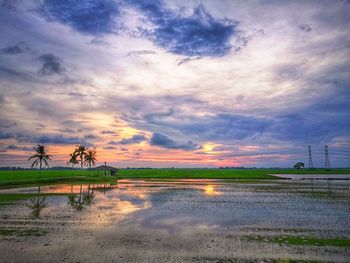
[0,0,349,168]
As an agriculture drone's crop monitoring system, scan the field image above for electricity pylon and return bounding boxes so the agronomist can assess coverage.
[325,145,330,170]
[308,145,313,169]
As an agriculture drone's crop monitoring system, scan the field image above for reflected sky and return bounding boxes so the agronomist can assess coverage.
[0,180,350,261]
[0,180,349,236]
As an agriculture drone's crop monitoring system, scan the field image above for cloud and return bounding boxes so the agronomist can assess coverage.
[130,2,237,57]
[127,50,156,56]
[37,0,121,35]
[89,38,110,46]
[119,134,147,145]
[34,135,84,145]
[107,134,146,145]
[67,92,88,97]
[100,130,116,135]
[177,56,202,66]
[150,132,200,150]
[38,54,65,75]
[103,145,115,150]
[0,131,15,139]
[5,145,32,151]
[144,113,272,141]
[299,24,312,32]
[0,119,17,129]
[1,42,27,55]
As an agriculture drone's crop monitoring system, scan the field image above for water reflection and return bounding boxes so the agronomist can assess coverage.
[25,186,47,218]
[1,180,350,262]
[67,185,95,212]
[203,184,220,196]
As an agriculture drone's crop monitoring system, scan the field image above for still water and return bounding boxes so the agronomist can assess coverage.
[0,179,349,262]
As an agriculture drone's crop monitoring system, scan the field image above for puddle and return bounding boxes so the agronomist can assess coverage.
[0,179,349,262]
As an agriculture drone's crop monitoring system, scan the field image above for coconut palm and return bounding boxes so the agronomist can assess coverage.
[84,148,97,169]
[73,144,88,169]
[67,153,79,168]
[28,144,51,178]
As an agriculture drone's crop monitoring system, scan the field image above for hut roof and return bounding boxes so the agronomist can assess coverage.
[90,165,119,171]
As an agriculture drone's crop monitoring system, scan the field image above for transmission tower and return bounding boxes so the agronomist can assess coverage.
[325,145,330,170]
[308,145,313,169]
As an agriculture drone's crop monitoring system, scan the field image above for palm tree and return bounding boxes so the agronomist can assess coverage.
[84,148,97,169]
[67,153,79,168]
[73,144,88,169]
[28,144,51,178]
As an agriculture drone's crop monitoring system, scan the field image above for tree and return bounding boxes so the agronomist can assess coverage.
[84,148,97,169]
[294,162,305,170]
[28,144,51,178]
[73,144,88,169]
[67,153,79,168]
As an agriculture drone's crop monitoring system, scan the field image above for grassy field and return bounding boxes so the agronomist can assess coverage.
[0,170,115,187]
[118,168,350,179]
[0,168,349,187]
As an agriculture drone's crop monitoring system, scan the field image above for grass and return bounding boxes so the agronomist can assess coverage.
[0,227,49,236]
[0,168,349,187]
[0,193,67,203]
[247,235,350,247]
[0,170,115,187]
[118,168,350,179]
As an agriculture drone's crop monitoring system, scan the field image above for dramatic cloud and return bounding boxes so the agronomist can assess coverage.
[129,2,237,57]
[150,133,200,151]
[143,113,272,141]
[37,0,121,35]
[0,0,349,167]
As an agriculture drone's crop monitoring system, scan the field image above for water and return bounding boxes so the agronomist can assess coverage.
[0,179,349,262]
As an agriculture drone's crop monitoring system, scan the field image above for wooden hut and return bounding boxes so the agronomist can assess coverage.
[90,165,119,176]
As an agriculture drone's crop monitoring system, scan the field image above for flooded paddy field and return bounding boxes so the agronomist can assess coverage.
[0,179,349,262]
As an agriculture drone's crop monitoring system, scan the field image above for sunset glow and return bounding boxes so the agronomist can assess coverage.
[0,1,349,167]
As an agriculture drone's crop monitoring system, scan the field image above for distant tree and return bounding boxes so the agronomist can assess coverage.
[84,148,97,169]
[67,153,79,168]
[73,144,88,169]
[28,144,51,178]
[294,162,305,170]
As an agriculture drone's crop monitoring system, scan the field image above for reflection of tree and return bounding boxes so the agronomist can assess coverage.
[26,186,47,218]
[67,185,95,212]
[92,183,117,195]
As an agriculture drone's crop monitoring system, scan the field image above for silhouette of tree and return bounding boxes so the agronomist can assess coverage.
[73,145,88,169]
[67,153,79,168]
[84,148,97,169]
[28,144,51,178]
[294,162,305,170]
